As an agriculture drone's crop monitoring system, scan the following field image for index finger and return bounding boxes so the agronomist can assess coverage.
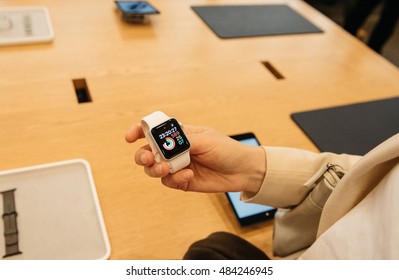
[125,123,146,143]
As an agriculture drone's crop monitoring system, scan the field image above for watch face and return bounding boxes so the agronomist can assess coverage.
[151,118,190,160]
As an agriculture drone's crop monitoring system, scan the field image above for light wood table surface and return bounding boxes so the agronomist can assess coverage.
[1,0,398,259]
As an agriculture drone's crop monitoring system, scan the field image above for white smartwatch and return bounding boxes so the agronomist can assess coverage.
[141,111,191,173]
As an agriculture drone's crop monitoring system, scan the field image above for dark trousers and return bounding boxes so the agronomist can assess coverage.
[183,232,269,260]
[344,0,399,53]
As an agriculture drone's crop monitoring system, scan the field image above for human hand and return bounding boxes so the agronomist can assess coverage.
[125,124,266,194]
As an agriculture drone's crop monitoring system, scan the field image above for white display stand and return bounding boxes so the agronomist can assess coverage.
[0,6,54,46]
[0,159,110,260]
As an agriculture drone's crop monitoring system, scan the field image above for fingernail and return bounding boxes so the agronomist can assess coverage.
[156,164,163,175]
[183,170,193,180]
[140,154,147,165]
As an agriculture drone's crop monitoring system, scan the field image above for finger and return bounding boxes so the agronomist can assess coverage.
[181,125,208,136]
[135,145,154,166]
[144,162,171,178]
[125,123,145,143]
[161,169,194,191]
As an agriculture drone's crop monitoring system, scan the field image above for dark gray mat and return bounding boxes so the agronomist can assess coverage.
[291,97,399,155]
[191,4,323,39]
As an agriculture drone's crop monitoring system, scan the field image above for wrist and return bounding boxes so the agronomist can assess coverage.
[242,146,267,194]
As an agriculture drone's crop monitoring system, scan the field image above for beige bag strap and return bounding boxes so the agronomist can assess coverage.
[273,163,345,257]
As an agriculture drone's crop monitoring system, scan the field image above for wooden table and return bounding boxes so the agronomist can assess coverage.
[1,0,398,259]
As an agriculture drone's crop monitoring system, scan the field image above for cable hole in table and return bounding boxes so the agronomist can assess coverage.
[72,78,92,103]
[261,61,285,80]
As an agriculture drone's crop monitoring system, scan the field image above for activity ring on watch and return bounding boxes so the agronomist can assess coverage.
[141,111,191,173]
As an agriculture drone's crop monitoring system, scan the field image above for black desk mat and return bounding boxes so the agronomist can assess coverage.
[291,97,399,155]
[191,4,322,39]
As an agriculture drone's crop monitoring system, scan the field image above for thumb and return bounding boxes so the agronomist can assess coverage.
[161,169,194,191]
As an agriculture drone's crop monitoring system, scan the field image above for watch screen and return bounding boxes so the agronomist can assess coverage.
[151,118,190,160]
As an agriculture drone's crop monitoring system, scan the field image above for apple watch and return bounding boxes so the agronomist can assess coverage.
[141,111,190,173]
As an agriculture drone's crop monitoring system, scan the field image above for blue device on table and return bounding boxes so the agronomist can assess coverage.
[115,1,160,15]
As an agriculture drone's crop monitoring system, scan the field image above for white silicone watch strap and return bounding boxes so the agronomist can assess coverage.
[141,111,190,173]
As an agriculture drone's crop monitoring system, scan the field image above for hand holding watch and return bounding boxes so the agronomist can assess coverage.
[141,111,191,173]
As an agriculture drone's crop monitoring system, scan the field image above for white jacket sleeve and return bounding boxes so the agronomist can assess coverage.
[241,146,362,208]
